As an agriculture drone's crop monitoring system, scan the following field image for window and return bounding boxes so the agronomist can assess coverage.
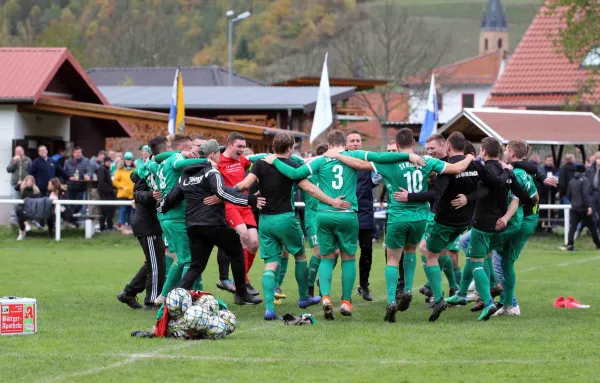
[581,47,600,68]
[436,93,443,111]
[498,38,503,49]
[484,38,489,51]
[462,93,475,109]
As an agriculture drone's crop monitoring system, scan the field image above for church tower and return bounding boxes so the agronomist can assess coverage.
[480,0,509,54]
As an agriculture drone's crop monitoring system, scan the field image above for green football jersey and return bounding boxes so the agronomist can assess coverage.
[507,168,538,226]
[374,156,446,223]
[156,153,186,222]
[303,174,319,213]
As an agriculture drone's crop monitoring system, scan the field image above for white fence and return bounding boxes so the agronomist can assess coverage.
[0,199,572,245]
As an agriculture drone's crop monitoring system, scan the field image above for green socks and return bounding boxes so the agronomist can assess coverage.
[440,255,458,289]
[403,252,417,293]
[161,261,184,297]
[458,259,473,295]
[424,265,443,302]
[165,256,174,277]
[308,255,321,287]
[294,260,309,300]
[317,258,335,297]
[385,265,399,304]
[500,257,516,307]
[262,269,276,311]
[341,259,356,301]
[278,257,289,287]
[484,256,498,287]
[473,264,493,306]
[454,267,462,287]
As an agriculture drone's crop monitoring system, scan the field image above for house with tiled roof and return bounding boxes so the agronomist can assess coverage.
[404,0,509,124]
[485,3,600,109]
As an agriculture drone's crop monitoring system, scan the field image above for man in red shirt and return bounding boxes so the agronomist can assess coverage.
[216,132,260,296]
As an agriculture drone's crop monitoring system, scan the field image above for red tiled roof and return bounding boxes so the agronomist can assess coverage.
[404,50,504,86]
[0,47,109,105]
[440,108,600,144]
[486,5,600,107]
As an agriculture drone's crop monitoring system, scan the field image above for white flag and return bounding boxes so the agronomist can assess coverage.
[310,53,333,143]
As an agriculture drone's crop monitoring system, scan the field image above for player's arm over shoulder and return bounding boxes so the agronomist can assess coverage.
[438,155,474,174]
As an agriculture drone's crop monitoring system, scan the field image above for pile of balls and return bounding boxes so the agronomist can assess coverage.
[165,288,236,340]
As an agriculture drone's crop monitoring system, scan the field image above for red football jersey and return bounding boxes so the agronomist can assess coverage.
[217,154,252,188]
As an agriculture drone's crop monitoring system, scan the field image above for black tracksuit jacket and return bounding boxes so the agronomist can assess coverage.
[130,172,162,237]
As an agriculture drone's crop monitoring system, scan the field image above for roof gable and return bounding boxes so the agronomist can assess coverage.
[404,50,504,86]
[486,5,600,107]
[0,47,110,105]
[481,0,507,31]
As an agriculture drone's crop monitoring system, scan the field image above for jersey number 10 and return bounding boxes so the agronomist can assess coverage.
[402,170,424,193]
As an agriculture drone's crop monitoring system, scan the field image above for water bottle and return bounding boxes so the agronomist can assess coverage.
[74,169,79,180]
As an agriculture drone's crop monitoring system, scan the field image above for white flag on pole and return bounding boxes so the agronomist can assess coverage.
[310,53,333,143]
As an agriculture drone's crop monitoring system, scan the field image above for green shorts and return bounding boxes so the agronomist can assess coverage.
[446,233,462,252]
[425,222,467,254]
[259,212,305,264]
[305,225,318,248]
[161,232,171,252]
[467,227,504,259]
[420,212,436,242]
[317,211,358,256]
[161,220,191,263]
[500,215,538,261]
[385,220,426,249]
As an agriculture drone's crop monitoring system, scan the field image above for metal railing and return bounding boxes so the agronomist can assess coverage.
[0,199,572,244]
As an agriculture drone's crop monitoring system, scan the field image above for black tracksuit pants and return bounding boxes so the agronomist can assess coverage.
[181,225,247,296]
[358,228,374,287]
[568,210,600,248]
[124,235,166,305]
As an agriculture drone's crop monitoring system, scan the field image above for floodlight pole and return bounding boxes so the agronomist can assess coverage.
[227,11,251,87]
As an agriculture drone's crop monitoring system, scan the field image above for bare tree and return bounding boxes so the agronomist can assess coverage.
[334,2,451,148]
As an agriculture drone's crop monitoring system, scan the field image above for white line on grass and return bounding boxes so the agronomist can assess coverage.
[520,255,600,273]
[101,353,570,365]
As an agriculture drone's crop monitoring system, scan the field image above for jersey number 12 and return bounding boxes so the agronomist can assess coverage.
[402,170,423,193]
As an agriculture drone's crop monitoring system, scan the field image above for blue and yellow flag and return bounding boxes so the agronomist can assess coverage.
[167,67,185,135]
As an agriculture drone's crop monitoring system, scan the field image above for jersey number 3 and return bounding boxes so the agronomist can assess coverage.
[332,165,344,190]
[402,170,423,193]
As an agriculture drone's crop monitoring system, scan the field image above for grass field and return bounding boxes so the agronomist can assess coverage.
[1,228,599,382]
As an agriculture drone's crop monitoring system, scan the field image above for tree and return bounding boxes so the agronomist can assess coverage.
[547,1,600,113]
[333,2,451,148]
[235,35,255,60]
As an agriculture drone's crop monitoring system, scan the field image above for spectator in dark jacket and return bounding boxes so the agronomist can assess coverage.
[585,154,600,229]
[117,170,166,310]
[88,150,108,177]
[96,157,116,231]
[51,147,67,168]
[539,154,558,205]
[64,147,91,216]
[566,165,600,250]
[15,175,41,241]
[7,145,32,224]
[30,145,68,196]
[559,153,578,201]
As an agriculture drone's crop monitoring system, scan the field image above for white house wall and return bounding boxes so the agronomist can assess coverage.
[409,85,492,124]
[13,112,70,142]
[0,105,17,197]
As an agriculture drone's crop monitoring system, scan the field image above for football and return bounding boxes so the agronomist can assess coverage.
[217,309,237,334]
[205,316,228,339]
[167,318,191,339]
[196,294,219,314]
[183,305,210,332]
[165,288,192,315]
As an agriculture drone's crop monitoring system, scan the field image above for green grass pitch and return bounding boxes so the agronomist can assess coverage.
[1,229,598,382]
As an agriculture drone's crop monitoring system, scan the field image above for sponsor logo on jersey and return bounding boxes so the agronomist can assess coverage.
[455,171,478,178]
[183,176,203,186]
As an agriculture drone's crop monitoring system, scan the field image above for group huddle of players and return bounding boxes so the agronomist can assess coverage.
[131,127,556,323]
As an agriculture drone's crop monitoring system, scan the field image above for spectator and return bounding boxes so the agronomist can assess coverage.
[135,145,152,168]
[113,152,135,229]
[15,175,41,240]
[110,152,123,178]
[96,156,116,231]
[88,150,108,177]
[64,147,91,216]
[539,154,558,205]
[7,145,32,223]
[30,145,68,196]
[566,164,600,250]
[51,147,67,168]
[46,178,73,238]
[558,152,578,202]
[585,153,600,231]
